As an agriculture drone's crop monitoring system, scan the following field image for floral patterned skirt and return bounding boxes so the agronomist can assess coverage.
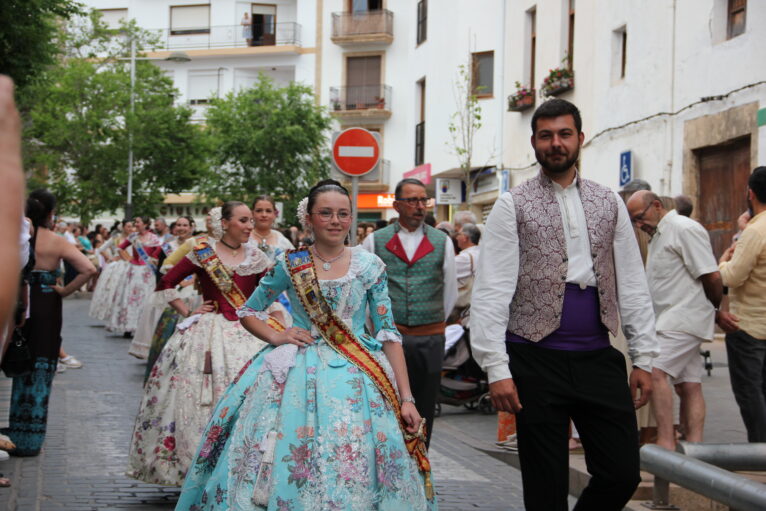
[175,342,437,511]
[126,313,268,486]
[89,260,129,321]
[106,264,156,334]
[129,286,202,360]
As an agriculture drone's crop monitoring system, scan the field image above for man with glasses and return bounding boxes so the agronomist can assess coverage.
[362,177,457,447]
[471,99,658,510]
[626,190,724,452]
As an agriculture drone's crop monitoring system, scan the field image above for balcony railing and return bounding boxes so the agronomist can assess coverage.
[331,10,393,42]
[330,85,392,113]
[149,22,301,50]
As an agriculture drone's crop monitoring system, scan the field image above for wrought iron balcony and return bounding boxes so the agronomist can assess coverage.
[149,22,301,51]
[330,85,392,120]
[331,10,393,45]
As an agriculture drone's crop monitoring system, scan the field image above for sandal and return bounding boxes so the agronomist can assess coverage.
[0,474,10,488]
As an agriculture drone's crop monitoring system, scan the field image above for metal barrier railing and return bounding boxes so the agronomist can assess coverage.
[640,443,766,511]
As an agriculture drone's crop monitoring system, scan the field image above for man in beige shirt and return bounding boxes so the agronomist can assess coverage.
[719,166,766,442]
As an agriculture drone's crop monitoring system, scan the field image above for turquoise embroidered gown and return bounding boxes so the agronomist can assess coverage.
[176,247,436,511]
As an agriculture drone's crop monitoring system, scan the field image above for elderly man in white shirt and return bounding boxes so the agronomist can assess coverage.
[471,99,658,511]
[627,190,723,451]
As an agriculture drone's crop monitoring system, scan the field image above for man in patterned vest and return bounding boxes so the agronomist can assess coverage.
[362,178,457,447]
[471,99,659,511]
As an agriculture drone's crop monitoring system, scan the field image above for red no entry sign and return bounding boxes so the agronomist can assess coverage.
[332,128,380,177]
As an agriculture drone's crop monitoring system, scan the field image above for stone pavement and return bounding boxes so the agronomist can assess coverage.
[0,298,532,511]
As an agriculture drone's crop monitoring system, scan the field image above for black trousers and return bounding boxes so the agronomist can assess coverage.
[402,333,445,448]
[507,342,641,511]
[725,329,766,442]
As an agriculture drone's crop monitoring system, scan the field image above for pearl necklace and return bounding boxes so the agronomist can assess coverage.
[312,246,345,271]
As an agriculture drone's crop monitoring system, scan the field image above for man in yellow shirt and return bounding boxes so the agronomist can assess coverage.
[719,166,766,442]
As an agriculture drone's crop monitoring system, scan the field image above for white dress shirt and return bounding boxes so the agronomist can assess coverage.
[362,224,458,321]
[647,210,719,340]
[455,244,480,282]
[470,177,659,383]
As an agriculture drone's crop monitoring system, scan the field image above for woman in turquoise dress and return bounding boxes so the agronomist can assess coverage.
[177,180,436,510]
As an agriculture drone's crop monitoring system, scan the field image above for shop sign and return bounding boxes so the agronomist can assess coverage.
[435,178,463,205]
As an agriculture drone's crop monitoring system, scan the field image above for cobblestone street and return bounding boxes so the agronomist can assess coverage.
[0,298,529,510]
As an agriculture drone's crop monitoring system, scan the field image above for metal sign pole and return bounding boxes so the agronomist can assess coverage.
[351,176,359,246]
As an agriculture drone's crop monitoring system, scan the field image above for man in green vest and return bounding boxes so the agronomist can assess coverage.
[362,178,457,446]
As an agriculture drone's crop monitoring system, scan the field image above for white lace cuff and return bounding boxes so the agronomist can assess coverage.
[376,330,402,344]
[236,306,271,321]
[177,313,201,332]
[160,288,180,303]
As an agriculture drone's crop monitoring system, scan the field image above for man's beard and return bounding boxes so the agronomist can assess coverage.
[535,147,580,174]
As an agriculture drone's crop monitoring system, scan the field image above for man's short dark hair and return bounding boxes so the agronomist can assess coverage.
[531,98,582,135]
[750,167,766,204]
[395,178,426,199]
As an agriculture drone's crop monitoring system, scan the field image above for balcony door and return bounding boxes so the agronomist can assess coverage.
[252,4,276,46]
[348,0,383,13]
[346,55,381,109]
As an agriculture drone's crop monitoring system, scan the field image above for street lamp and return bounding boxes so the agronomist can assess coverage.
[123,40,191,220]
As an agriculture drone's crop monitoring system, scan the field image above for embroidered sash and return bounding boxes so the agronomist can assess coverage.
[285,248,434,499]
[129,233,158,273]
[192,237,285,333]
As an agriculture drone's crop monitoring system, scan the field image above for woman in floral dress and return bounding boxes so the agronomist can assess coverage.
[107,216,161,336]
[127,202,274,486]
[176,181,436,511]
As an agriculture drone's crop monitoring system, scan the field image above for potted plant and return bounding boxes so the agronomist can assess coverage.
[332,99,342,111]
[540,64,574,97]
[508,81,535,112]
[375,96,386,109]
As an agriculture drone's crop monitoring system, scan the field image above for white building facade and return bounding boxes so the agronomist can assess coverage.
[502,0,765,256]
[81,0,765,242]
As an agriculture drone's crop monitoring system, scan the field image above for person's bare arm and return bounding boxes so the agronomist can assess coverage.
[0,76,24,331]
[699,271,723,310]
[52,240,96,297]
[382,341,421,433]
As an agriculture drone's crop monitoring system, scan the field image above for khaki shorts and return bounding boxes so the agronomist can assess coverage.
[654,330,705,384]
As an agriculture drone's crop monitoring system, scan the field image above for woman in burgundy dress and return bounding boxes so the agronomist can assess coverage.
[126,202,276,486]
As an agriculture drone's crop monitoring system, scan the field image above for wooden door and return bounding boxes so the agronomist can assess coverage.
[697,136,751,259]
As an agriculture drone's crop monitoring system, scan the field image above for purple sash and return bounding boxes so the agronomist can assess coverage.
[507,283,610,351]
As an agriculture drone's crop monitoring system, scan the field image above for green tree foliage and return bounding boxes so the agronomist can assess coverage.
[201,75,332,226]
[0,0,83,105]
[24,11,208,223]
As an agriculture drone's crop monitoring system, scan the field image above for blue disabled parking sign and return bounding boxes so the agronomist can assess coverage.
[619,151,632,187]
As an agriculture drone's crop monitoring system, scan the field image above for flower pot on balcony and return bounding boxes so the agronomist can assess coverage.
[508,94,535,112]
[541,77,574,97]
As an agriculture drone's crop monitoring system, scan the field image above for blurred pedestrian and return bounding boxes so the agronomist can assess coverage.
[4,190,95,456]
[471,99,658,511]
[627,190,723,449]
[718,167,766,442]
[453,210,477,231]
[453,223,481,319]
[674,194,694,217]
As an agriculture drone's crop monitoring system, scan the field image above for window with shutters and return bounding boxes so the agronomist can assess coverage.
[170,4,211,35]
[471,51,494,98]
[99,9,128,30]
[187,71,218,105]
[727,0,746,39]
[416,0,427,45]
[345,55,382,109]
[566,0,575,69]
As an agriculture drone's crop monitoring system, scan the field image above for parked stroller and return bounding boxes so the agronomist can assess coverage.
[435,323,493,417]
